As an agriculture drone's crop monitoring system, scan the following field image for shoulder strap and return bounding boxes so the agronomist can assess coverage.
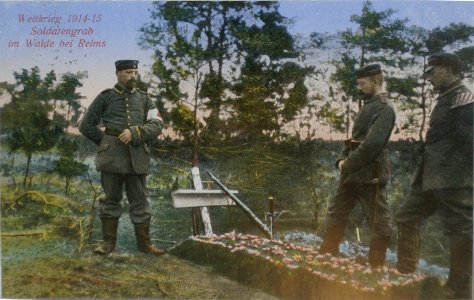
[99,88,112,95]
[451,89,474,109]
[380,96,395,110]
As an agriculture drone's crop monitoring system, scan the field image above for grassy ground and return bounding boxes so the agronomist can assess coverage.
[0,173,276,299]
[0,139,451,298]
[2,235,276,299]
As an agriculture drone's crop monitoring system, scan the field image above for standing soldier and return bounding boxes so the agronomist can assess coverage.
[396,53,473,298]
[80,60,165,256]
[319,64,396,268]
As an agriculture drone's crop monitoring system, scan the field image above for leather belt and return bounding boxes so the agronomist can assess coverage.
[344,139,361,151]
[104,128,122,137]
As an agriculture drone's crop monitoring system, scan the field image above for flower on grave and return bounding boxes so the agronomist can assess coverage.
[288,264,299,270]
[246,249,261,256]
[327,274,337,281]
[293,255,303,262]
[282,257,294,264]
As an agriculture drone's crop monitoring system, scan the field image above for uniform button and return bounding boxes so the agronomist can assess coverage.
[128,123,131,126]
[126,103,129,107]
[125,98,128,100]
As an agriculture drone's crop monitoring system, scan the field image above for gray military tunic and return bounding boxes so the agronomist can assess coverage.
[79,83,163,223]
[327,93,396,238]
[396,82,473,235]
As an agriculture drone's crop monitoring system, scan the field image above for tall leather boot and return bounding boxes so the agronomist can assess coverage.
[134,223,165,256]
[368,236,390,268]
[396,223,420,274]
[445,235,472,299]
[94,217,119,255]
[319,225,346,256]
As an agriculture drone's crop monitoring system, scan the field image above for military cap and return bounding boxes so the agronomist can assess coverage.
[424,53,463,75]
[355,64,382,78]
[115,60,139,71]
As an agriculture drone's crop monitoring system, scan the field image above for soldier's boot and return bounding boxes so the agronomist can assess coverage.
[444,235,472,299]
[94,217,119,255]
[319,225,346,256]
[368,236,390,268]
[396,223,420,274]
[134,223,166,256]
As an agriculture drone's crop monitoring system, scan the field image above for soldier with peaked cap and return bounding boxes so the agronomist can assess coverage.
[80,59,165,256]
[319,64,396,268]
[396,53,473,298]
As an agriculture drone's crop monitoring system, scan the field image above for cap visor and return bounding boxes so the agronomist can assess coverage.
[421,65,436,79]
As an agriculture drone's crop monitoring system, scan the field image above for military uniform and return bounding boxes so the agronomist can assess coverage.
[396,81,473,297]
[320,64,396,267]
[80,60,165,256]
[80,82,162,223]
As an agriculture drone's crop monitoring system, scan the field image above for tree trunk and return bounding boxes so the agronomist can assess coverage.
[23,153,32,187]
[419,56,428,143]
[346,96,351,139]
[10,152,16,187]
[65,177,70,196]
[65,104,71,133]
[192,72,202,167]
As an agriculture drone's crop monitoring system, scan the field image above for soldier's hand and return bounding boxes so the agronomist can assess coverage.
[119,129,132,144]
[337,160,345,171]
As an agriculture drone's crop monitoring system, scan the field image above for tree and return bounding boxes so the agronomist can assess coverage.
[305,1,408,139]
[392,23,474,141]
[53,138,88,196]
[0,67,86,186]
[0,67,62,186]
[53,72,87,132]
[228,8,313,140]
[337,0,408,109]
[140,1,311,162]
[140,1,237,165]
[329,54,359,137]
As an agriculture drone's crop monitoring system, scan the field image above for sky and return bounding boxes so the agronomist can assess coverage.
[1,1,473,108]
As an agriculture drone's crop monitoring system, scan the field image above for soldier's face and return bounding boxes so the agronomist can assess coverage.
[116,69,139,89]
[357,77,376,97]
[424,65,450,91]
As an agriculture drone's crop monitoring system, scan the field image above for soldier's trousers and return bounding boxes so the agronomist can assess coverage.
[395,188,473,236]
[395,187,472,298]
[99,172,152,224]
[325,182,392,240]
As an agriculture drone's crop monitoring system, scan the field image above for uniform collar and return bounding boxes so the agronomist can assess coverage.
[113,83,136,94]
[364,92,386,104]
[437,80,463,99]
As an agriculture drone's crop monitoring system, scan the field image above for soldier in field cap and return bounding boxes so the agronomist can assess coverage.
[80,59,165,256]
[319,64,396,268]
[396,52,473,298]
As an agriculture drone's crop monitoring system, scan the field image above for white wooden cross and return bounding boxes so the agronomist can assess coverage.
[171,167,237,236]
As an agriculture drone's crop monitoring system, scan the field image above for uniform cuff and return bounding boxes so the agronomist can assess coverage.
[130,126,142,145]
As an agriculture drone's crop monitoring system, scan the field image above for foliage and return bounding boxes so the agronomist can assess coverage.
[0,67,60,186]
[306,1,409,137]
[0,186,87,244]
[52,72,88,132]
[0,67,86,185]
[139,1,312,152]
[341,1,407,64]
[306,2,474,141]
[52,138,88,196]
[425,23,474,54]
[343,3,408,118]
[399,23,474,140]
